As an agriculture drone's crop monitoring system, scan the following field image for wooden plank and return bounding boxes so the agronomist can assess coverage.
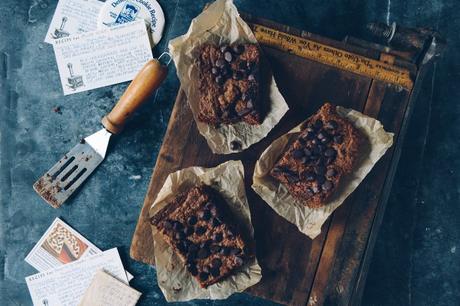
[243,49,373,306]
[349,63,433,305]
[307,80,379,306]
[130,91,195,264]
[311,84,410,306]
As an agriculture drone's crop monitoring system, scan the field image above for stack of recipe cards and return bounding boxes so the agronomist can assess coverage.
[44,0,165,95]
[53,20,153,95]
[44,0,104,43]
[25,218,140,306]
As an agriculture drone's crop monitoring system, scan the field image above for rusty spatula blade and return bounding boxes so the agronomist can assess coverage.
[33,129,111,208]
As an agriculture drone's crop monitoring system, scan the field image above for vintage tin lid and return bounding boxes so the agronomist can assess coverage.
[98,0,165,46]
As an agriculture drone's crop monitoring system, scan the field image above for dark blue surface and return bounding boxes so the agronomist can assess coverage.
[1,1,459,305]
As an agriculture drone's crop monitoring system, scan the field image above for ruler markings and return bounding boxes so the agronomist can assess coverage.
[252,24,413,90]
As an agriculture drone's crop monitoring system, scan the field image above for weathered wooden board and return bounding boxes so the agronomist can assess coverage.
[130,14,438,306]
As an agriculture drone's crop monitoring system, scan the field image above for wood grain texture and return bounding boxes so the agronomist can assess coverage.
[129,16,428,306]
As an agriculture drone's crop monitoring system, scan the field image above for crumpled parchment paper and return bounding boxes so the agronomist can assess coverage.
[169,0,289,154]
[252,106,394,239]
[149,160,261,301]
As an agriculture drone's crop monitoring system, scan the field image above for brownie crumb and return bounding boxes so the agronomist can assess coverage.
[53,106,62,114]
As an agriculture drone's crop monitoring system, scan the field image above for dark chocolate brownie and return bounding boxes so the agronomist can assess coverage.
[197,43,262,126]
[270,103,363,208]
[150,185,250,288]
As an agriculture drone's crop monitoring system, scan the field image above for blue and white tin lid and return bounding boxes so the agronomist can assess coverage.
[98,0,165,46]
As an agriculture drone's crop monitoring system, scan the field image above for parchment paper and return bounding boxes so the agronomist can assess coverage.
[169,0,289,154]
[252,106,394,239]
[149,160,261,301]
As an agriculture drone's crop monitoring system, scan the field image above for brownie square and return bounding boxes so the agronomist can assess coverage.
[197,43,262,126]
[150,185,250,288]
[270,103,363,208]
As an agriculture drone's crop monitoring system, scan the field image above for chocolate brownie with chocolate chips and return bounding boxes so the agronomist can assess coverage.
[197,43,262,126]
[270,103,363,208]
[150,185,251,288]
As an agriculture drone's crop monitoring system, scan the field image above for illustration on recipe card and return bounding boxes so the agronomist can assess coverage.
[66,63,85,91]
[41,222,89,263]
[51,17,70,39]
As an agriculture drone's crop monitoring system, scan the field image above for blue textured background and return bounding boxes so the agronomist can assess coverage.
[1,0,459,305]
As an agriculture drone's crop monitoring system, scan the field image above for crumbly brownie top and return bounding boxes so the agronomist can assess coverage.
[270,103,362,208]
[150,185,249,288]
[197,43,262,126]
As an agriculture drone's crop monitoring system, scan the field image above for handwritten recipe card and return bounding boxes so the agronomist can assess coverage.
[78,270,141,306]
[53,20,153,95]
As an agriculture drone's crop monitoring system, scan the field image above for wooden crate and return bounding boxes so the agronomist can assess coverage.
[130,14,443,306]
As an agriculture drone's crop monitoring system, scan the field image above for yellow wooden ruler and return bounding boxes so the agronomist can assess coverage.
[252,24,414,90]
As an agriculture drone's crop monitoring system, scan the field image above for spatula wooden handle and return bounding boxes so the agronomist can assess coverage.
[102,59,168,134]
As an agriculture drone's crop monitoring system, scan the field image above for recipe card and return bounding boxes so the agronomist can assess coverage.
[45,0,104,44]
[53,20,153,95]
[25,218,99,271]
[26,248,128,306]
[78,270,141,306]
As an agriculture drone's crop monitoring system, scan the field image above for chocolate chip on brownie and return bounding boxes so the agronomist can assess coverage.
[230,140,242,151]
[187,215,198,226]
[195,226,207,236]
[150,185,251,288]
[270,103,363,208]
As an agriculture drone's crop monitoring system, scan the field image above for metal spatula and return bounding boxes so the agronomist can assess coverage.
[34,57,169,208]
